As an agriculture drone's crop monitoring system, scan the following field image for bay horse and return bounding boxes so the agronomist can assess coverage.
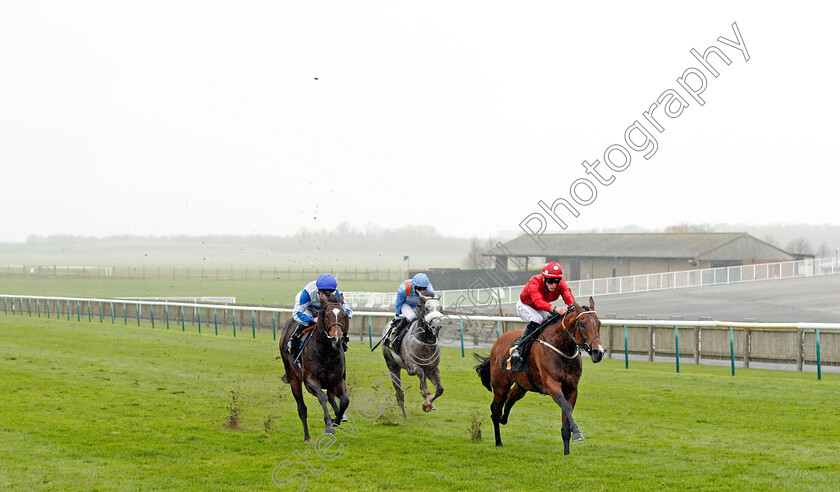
[280,298,350,443]
[474,297,604,455]
[381,295,445,418]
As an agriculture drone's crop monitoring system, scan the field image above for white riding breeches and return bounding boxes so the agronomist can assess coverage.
[516,300,552,324]
[401,303,417,322]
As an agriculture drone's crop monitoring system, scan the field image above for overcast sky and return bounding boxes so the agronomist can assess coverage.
[1,2,837,243]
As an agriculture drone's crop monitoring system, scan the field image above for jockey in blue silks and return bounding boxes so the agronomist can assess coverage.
[389,273,435,343]
[288,273,353,353]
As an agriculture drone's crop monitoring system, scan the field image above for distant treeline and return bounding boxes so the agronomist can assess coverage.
[12,225,471,253]
[0,225,476,269]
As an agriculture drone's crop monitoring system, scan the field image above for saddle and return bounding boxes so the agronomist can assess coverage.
[503,314,561,373]
[385,319,413,356]
[502,342,532,373]
[288,324,316,361]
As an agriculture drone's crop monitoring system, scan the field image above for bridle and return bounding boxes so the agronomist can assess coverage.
[404,298,443,364]
[321,302,346,344]
[538,306,601,359]
[416,298,443,339]
[569,309,601,354]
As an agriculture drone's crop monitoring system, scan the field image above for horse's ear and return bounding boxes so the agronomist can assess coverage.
[589,296,595,310]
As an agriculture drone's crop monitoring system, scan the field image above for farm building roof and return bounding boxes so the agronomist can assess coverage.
[487,233,796,261]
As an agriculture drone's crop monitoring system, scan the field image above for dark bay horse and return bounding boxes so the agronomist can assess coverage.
[381,295,445,417]
[280,300,350,443]
[474,297,604,455]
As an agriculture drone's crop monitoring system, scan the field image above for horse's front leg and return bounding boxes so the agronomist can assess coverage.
[326,392,348,424]
[414,367,433,412]
[303,376,336,435]
[490,383,511,447]
[288,374,311,443]
[327,393,339,414]
[426,365,444,410]
[328,380,350,426]
[544,379,581,455]
[561,416,571,455]
[566,389,584,442]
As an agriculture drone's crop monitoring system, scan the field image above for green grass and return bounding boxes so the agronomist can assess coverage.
[0,278,394,306]
[1,313,839,491]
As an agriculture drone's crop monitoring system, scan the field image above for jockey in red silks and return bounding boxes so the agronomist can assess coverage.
[509,261,575,365]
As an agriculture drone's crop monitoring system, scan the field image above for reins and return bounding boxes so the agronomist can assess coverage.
[536,338,580,359]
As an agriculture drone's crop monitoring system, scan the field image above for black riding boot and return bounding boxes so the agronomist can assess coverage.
[510,321,541,362]
[288,323,303,354]
[522,321,542,341]
[389,318,405,343]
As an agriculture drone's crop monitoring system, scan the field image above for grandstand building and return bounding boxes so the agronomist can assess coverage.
[486,232,800,282]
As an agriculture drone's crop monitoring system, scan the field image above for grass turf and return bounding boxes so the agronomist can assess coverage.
[1,312,838,491]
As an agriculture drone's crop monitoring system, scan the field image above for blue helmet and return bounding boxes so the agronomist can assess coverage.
[316,273,337,290]
[412,273,430,288]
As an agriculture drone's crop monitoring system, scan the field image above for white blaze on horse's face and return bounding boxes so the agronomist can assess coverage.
[331,308,342,337]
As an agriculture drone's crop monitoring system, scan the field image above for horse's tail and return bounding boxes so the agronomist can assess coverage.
[473,353,492,392]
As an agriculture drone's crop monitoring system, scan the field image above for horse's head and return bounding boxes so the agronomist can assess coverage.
[320,300,348,350]
[418,294,445,338]
[563,297,604,363]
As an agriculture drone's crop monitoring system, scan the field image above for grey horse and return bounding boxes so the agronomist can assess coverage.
[381,295,445,418]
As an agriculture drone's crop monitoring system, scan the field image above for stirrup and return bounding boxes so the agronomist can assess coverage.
[389,324,401,342]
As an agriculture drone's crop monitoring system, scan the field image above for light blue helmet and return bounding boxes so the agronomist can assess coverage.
[412,273,430,288]
[316,273,337,290]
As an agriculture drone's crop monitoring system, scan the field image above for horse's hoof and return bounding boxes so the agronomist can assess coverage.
[341,414,349,422]
[572,432,585,442]
[422,402,432,412]
[325,426,335,435]
[496,442,503,447]
[430,403,437,411]
[304,438,312,444]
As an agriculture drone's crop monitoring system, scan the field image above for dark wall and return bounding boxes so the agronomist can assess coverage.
[418,268,535,290]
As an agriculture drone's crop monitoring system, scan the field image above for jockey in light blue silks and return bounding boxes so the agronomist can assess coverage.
[288,273,353,353]
[389,273,435,343]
